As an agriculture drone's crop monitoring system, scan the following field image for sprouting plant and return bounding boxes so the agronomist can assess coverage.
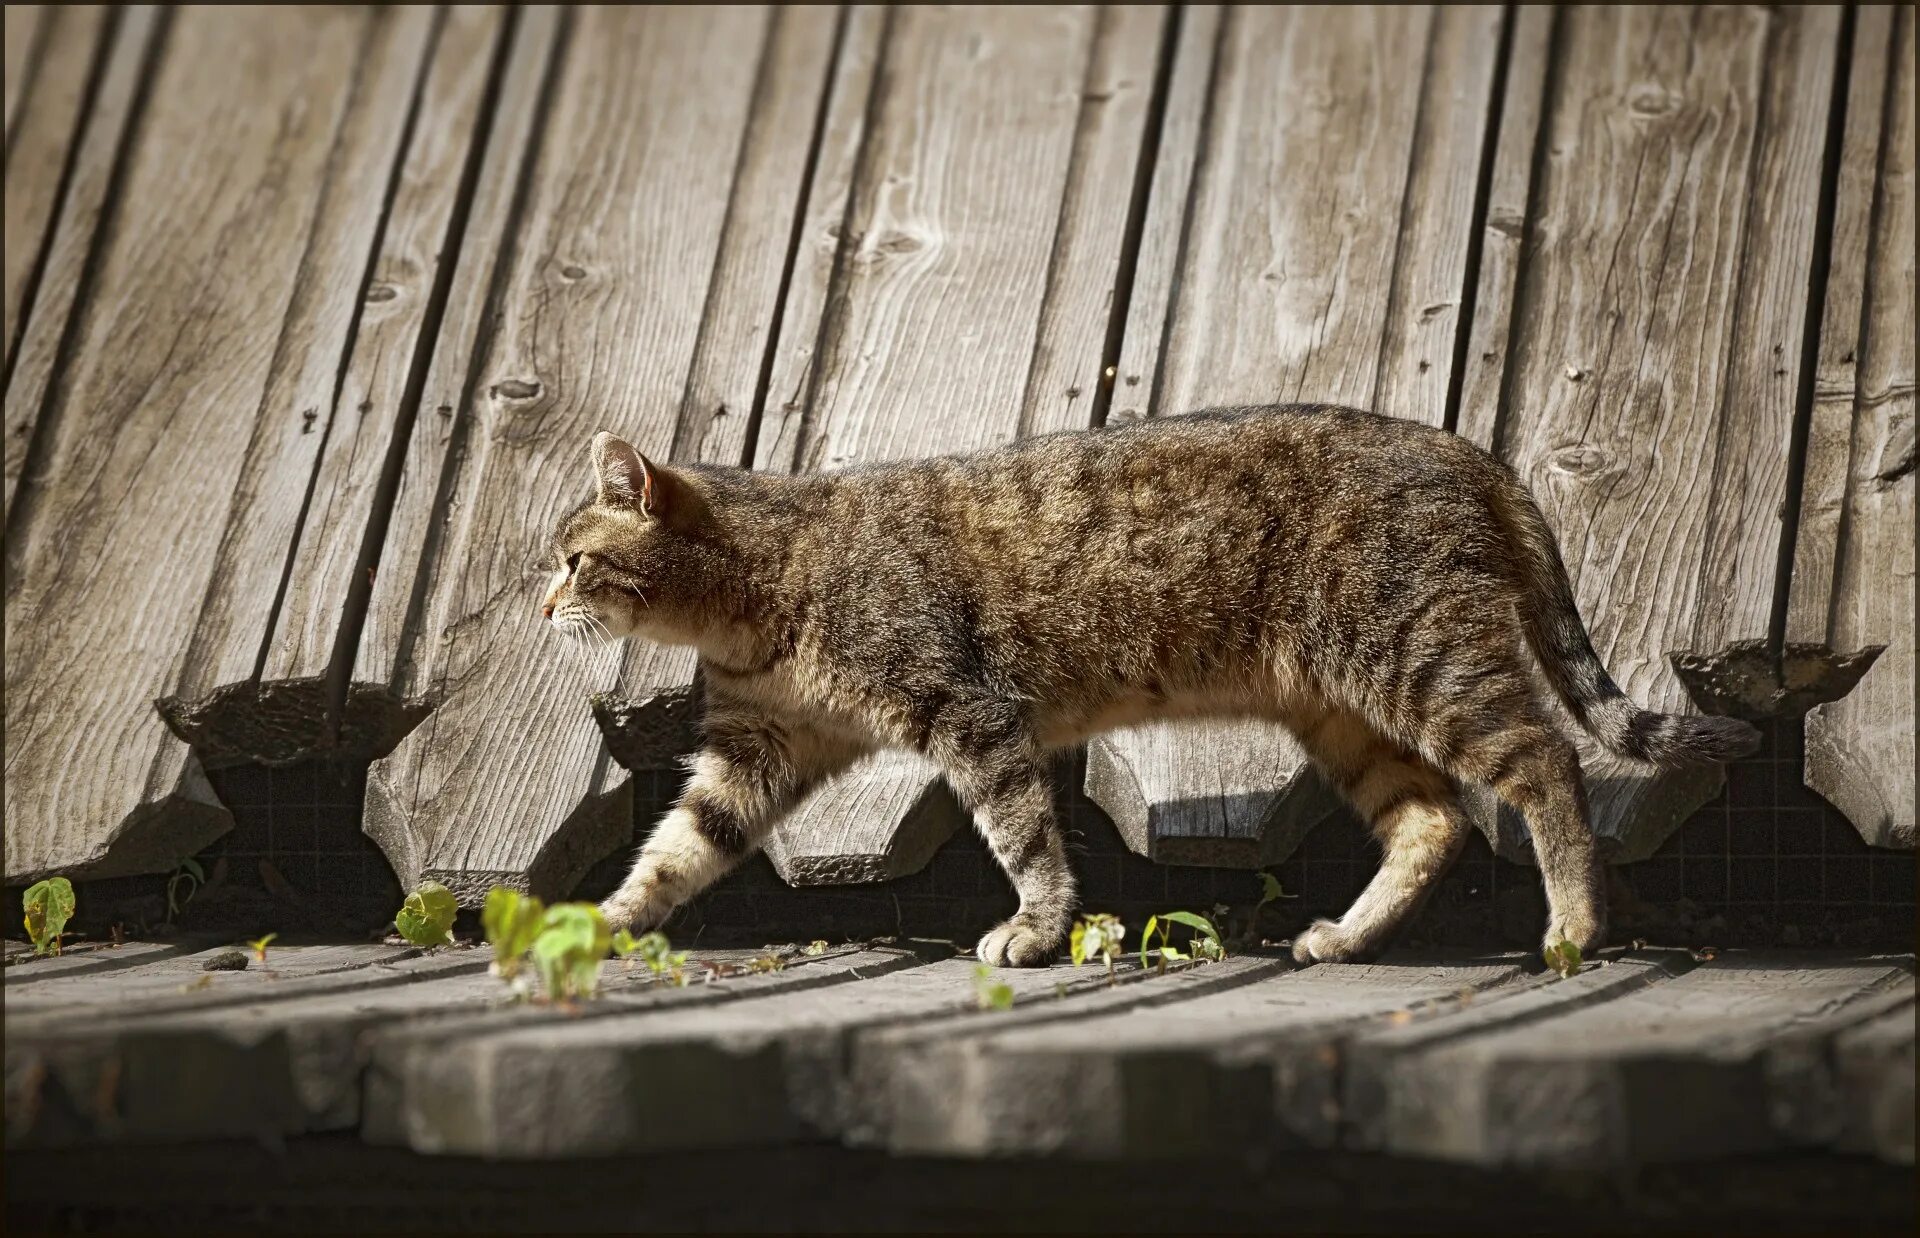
[529,902,613,1001]
[22,877,75,956]
[166,858,205,921]
[482,887,546,981]
[1257,872,1294,910]
[395,880,458,948]
[973,963,1014,1011]
[804,939,829,956]
[1138,910,1225,971]
[747,952,787,974]
[247,933,278,964]
[1069,913,1126,984]
[1544,938,1583,978]
[613,929,689,987]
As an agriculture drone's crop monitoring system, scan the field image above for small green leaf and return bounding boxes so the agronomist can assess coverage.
[529,903,614,1000]
[1544,938,1583,978]
[804,939,829,956]
[247,932,278,962]
[1257,872,1293,907]
[973,963,1015,1011]
[482,886,545,978]
[395,880,459,948]
[1137,914,1160,970]
[180,857,206,883]
[22,877,75,956]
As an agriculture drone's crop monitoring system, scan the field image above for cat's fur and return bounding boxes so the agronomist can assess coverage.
[543,405,1758,967]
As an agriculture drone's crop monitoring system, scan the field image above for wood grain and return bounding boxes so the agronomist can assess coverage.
[1086,6,1504,866]
[750,5,1164,885]
[1492,6,1837,861]
[3,4,44,145]
[1342,953,1913,1168]
[3,4,103,371]
[2,8,408,883]
[358,6,836,903]
[1794,6,1914,850]
[3,5,155,524]
[145,6,512,776]
[612,4,847,772]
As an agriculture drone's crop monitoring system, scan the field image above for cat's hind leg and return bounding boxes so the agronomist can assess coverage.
[1289,710,1470,964]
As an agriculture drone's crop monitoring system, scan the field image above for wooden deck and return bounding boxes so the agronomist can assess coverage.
[5,936,1913,1176]
[1,3,1915,1191]
[4,5,1912,898]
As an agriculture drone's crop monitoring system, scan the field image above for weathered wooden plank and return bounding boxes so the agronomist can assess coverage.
[1488,6,1838,860]
[5,945,892,1148]
[1,938,204,985]
[1788,6,1915,850]
[2,4,44,144]
[1340,951,1692,1159]
[364,953,1156,1158]
[158,5,508,768]
[858,951,1531,1158]
[1834,1002,1916,1164]
[598,3,851,779]
[1339,953,1912,1168]
[357,6,837,903]
[738,5,1166,885]
[1452,4,1553,450]
[3,4,103,370]
[159,5,439,728]
[2,5,156,523]
[1086,6,1504,866]
[2,8,431,884]
[3,942,427,1017]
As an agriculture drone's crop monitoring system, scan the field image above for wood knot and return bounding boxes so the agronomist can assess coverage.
[1545,444,1619,481]
[1626,84,1679,118]
[491,379,542,401]
[560,264,586,280]
[365,283,399,303]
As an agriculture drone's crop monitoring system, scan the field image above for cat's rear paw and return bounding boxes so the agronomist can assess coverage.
[598,891,660,935]
[976,914,1065,968]
[1290,919,1380,965]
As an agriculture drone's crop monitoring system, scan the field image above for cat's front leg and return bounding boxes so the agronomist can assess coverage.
[936,718,1077,967]
[599,712,860,932]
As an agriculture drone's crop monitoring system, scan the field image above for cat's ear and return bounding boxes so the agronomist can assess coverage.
[591,431,657,513]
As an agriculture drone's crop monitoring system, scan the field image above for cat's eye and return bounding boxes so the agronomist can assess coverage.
[566,552,581,574]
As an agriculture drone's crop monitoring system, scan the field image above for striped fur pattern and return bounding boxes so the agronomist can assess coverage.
[542,407,1759,967]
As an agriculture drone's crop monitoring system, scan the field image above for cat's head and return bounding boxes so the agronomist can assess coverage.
[540,432,714,644]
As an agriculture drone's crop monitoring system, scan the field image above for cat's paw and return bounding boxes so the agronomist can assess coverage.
[1543,905,1606,958]
[1290,919,1376,965]
[597,890,660,935]
[976,914,1065,968]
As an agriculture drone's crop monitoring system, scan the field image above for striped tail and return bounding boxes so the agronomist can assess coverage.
[1491,478,1761,766]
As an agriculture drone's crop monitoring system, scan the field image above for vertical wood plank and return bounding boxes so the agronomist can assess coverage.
[358,7,846,901]
[1491,6,1839,860]
[1085,6,1504,866]
[735,5,1167,885]
[2,8,421,883]
[3,4,104,369]
[3,4,44,143]
[2,4,153,523]
[155,6,510,771]
[609,5,848,776]
[1794,7,1915,850]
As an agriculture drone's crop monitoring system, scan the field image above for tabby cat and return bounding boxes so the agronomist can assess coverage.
[544,406,1757,967]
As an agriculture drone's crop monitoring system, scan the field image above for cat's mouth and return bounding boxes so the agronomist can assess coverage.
[550,604,617,646]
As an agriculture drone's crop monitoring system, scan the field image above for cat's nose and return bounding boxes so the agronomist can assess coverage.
[541,601,554,620]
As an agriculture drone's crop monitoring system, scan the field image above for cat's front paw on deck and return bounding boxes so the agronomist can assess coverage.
[976,913,1066,968]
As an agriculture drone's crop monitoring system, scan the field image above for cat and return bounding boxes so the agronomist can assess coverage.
[543,405,1758,967]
